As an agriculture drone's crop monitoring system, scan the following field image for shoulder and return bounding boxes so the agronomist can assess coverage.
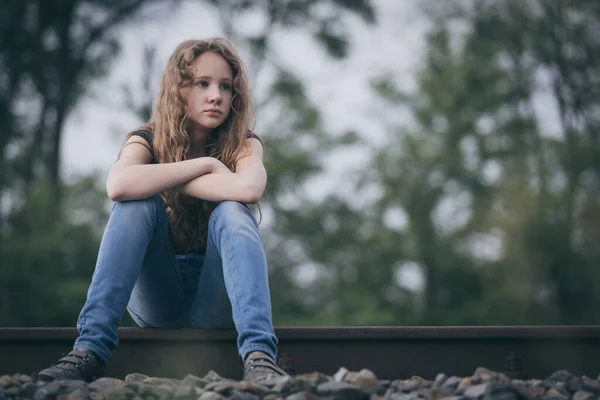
[247,130,263,145]
[130,129,154,147]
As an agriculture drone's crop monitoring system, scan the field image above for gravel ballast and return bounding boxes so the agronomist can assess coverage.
[1,367,600,400]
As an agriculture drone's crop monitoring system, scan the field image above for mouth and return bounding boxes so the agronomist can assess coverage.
[205,109,222,115]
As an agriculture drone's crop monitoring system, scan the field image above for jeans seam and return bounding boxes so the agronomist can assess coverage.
[209,203,246,332]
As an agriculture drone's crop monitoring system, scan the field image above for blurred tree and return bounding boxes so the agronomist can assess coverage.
[356,0,600,325]
[0,0,180,326]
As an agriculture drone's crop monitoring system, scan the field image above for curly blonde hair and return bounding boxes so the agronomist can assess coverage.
[125,38,256,253]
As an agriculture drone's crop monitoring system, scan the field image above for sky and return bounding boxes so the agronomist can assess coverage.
[61,0,429,185]
[59,0,430,290]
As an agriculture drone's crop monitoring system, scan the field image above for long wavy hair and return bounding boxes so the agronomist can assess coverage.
[125,38,256,252]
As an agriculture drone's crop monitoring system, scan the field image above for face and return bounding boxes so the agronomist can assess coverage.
[185,51,233,133]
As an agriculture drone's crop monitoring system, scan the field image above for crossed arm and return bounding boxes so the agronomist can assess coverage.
[106,135,266,204]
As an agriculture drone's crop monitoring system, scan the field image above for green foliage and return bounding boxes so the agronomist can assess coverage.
[3,0,600,328]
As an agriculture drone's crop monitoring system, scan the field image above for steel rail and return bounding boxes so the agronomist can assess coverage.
[1,326,599,380]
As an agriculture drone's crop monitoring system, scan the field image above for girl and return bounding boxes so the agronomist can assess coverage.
[38,38,286,383]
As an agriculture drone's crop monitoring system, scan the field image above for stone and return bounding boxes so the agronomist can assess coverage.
[463,383,488,398]
[198,392,227,400]
[434,374,448,387]
[180,374,208,389]
[231,381,270,397]
[0,375,16,388]
[19,381,38,399]
[457,378,472,392]
[544,388,569,400]
[419,387,453,400]
[343,369,377,388]
[582,377,600,394]
[142,377,182,387]
[204,379,238,396]
[33,381,64,400]
[125,373,149,383]
[442,377,462,389]
[285,391,314,400]
[173,384,196,399]
[203,371,223,383]
[316,381,367,400]
[333,368,349,382]
[573,390,595,400]
[294,372,330,392]
[64,388,90,400]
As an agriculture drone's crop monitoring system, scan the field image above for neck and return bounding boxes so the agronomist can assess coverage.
[188,124,211,157]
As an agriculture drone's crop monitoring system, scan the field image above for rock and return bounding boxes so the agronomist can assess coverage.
[0,375,17,388]
[5,386,20,398]
[457,378,472,392]
[545,388,569,400]
[33,381,64,400]
[285,392,314,400]
[125,373,149,383]
[333,368,349,382]
[443,377,462,389]
[434,374,448,387]
[343,369,377,388]
[64,388,90,400]
[316,381,367,400]
[229,391,261,400]
[294,372,330,392]
[582,377,600,394]
[180,374,208,389]
[411,376,428,384]
[142,377,182,387]
[88,377,126,391]
[573,390,595,400]
[419,387,454,400]
[234,381,272,397]
[203,371,223,383]
[198,392,227,400]
[463,383,488,398]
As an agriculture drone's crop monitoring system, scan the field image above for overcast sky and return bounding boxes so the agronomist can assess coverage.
[61,0,429,187]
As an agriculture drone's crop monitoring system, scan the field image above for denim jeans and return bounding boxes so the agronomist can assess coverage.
[74,195,278,364]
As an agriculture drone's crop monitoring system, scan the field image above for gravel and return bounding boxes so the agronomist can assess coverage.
[1,367,600,400]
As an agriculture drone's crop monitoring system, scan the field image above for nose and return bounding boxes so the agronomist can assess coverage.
[207,85,221,104]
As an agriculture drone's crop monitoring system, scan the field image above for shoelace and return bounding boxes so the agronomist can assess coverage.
[246,354,286,376]
[52,350,93,369]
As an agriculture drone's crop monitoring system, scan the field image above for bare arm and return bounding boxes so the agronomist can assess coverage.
[180,138,267,203]
[106,136,218,201]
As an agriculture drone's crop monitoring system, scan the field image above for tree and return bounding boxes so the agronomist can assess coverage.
[0,0,180,326]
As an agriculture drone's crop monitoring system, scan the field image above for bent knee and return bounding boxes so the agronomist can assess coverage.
[210,201,254,227]
[113,195,163,218]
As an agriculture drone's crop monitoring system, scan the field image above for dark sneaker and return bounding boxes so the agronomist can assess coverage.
[243,351,287,383]
[37,349,105,382]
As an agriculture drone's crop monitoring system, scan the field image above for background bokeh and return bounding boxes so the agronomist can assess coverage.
[2,0,599,327]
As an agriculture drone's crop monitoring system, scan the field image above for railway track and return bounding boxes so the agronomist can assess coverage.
[1,326,599,381]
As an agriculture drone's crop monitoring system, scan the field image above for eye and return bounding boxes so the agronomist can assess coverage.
[220,82,232,91]
[197,80,208,88]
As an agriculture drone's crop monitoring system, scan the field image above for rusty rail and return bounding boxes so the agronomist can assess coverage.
[1,326,599,380]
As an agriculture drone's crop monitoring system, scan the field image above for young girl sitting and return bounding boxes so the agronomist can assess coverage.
[38,37,287,383]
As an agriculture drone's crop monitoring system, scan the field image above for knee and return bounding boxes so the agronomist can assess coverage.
[209,201,255,230]
[113,195,162,220]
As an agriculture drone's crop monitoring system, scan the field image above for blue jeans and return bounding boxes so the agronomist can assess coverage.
[74,195,278,363]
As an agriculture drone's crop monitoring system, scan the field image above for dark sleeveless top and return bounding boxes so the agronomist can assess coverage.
[129,129,262,254]
[130,129,262,163]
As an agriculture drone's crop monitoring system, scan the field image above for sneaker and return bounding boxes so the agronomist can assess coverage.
[243,351,287,383]
[37,349,105,382]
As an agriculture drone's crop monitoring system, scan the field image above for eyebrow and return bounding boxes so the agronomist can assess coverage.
[195,75,233,81]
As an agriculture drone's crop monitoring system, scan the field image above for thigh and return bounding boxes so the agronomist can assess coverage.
[126,210,185,328]
[187,243,234,329]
